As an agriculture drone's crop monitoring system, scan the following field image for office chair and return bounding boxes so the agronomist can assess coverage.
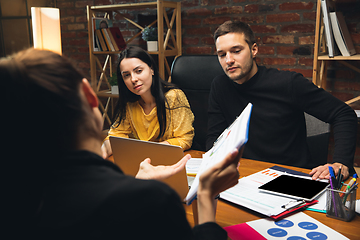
[304,113,330,168]
[170,55,224,151]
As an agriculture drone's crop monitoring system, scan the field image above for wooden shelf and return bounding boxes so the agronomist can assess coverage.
[312,0,359,104]
[317,54,360,60]
[97,91,119,98]
[90,1,180,11]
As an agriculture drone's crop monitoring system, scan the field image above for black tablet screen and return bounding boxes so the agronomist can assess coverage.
[258,175,329,200]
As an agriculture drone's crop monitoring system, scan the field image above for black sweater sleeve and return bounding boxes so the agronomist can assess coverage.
[291,72,357,172]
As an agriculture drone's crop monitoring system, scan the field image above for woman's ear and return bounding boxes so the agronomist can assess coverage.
[81,78,104,136]
[82,78,98,108]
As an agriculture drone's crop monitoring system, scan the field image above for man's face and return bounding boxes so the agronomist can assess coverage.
[216,32,258,84]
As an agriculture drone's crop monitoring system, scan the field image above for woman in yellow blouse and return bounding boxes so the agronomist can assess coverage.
[102,46,194,158]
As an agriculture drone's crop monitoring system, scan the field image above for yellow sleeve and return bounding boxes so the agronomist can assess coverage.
[103,108,132,142]
[165,89,194,150]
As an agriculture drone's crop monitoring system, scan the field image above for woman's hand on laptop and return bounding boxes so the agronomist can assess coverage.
[135,154,191,180]
[101,140,112,159]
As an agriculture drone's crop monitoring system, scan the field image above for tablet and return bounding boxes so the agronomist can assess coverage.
[258,175,329,201]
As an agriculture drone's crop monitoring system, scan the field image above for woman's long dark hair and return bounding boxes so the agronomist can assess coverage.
[113,46,177,139]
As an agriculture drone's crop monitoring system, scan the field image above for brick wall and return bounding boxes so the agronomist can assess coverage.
[57,0,360,166]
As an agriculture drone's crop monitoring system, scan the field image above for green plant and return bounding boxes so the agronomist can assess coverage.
[141,26,158,41]
[108,72,118,86]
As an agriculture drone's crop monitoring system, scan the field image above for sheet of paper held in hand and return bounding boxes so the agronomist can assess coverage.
[184,103,253,204]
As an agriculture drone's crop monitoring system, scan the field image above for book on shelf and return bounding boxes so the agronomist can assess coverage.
[321,0,337,58]
[329,11,356,57]
[108,27,127,51]
[95,29,108,51]
[91,16,127,52]
[92,17,113,52]
[92,18,98,51]
[101,28,115,51]
[106,28,119,51]
[94,33,101,51]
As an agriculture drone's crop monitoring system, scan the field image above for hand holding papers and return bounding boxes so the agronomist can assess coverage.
[184,103,253,204]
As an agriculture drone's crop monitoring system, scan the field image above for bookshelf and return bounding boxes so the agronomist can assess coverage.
[86,0,182,126]
[312,0,360,104]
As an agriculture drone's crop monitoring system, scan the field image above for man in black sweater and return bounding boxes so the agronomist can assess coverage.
[207,20,357,180]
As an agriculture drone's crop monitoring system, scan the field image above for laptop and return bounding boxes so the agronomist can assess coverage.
[109,136,189,201]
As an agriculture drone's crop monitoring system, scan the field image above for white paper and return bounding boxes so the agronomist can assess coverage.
[185,158,202,176]
[306,192,327,213]
[247,212,349,240]
[221,169,291,216]
[184,103,253,204]
[321,0,335,57]
[330,12,350,56]
[354,110,360,118]
[220,168,328,217]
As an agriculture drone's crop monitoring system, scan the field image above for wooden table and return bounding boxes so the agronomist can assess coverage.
[184,150,360,240]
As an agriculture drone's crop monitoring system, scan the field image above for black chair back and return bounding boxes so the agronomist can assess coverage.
[170,55,224,151]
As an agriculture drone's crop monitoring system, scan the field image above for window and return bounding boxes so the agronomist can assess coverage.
[0,0,55,57]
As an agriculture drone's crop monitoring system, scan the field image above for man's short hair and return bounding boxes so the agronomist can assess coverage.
[214,20,256,48]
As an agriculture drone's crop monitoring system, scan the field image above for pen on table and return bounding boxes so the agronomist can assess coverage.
[346,182,358,193]
[328,166,338,216]
[336,165,342,189]
[281,199,305,210]
[336,165,342,180]
[339,175,357,198]
[342,182,358,204]
[353,173,358,182]
[347,174,357,188]
[328,166,338,188]
[337,174,343,190]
